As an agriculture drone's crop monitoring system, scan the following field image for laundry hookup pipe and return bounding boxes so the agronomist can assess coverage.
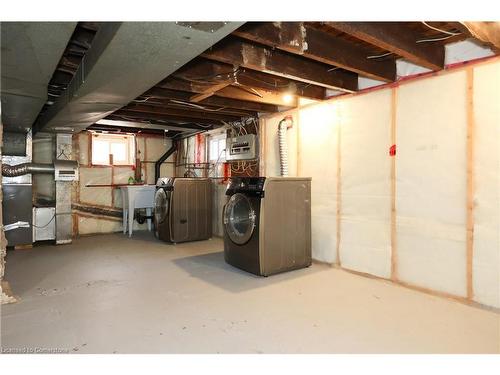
[2,162,55,177]
[278,116,293,177]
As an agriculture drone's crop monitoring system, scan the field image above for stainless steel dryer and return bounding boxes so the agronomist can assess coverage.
[154,177,212,243]
[223,177,312,276]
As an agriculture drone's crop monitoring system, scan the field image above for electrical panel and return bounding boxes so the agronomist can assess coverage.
[226,134,258,161]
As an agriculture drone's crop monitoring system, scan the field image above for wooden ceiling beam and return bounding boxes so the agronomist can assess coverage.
[233,22,396,82]
[122,103,243,122]
[190,81,233,103]
[158,77,297,107]
[113,109,219,128]
[104,115,211,131]
[133,96,257,117]
[326,22,445,71]
[201,36,358,91]
[175,58,327,100]
[145,87,278,113]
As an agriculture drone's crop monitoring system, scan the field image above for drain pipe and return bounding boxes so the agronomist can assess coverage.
[2,163,55,177]
[155,142,177,182]
[278,116,293,177]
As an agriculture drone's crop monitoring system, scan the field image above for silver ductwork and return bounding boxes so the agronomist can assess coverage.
[1,22,77,132]
[34,22,244,134]
[2,162,55,177]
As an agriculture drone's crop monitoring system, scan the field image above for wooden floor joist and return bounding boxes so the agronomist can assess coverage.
[326,22,445,71]
[234,22,396,82]
[202,36,358,92]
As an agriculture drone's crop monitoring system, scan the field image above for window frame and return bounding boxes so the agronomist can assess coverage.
[90,132,136,167]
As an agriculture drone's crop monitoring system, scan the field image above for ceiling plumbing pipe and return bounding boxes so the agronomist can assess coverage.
[2,163,55,177]
[278,115,293,177]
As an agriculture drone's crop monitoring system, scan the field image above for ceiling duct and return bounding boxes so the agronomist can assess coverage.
[32,22,243,135]
[1,22,77,132]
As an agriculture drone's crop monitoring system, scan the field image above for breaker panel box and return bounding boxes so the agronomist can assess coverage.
[225,134,258,161]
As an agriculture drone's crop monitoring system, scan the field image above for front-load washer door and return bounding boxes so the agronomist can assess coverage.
[154,188,169,225]
[224,193,256,245]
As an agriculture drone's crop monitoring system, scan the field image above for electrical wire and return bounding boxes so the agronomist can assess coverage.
[417,22,462,43]
[421,21,461,36]
[168,99,228,112]
[182,68,238,81]
[32,213,56,229]
[367,52,394,59]
[416,35,458,43]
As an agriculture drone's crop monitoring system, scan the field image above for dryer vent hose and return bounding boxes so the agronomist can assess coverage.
[278,116,293,177]
[2,162,55,177]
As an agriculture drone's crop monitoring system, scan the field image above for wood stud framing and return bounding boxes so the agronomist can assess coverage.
[465,68,475,300]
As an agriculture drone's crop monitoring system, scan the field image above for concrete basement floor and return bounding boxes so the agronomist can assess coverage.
[1,232,499,354]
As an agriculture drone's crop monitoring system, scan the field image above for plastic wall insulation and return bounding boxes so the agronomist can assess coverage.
[339,90,392,278]
[396,71,468,297]
[298,103,339,263]
[472,61,500,308]
[79,167,113,207]
[74,131,174,235]
[263,111,299,177]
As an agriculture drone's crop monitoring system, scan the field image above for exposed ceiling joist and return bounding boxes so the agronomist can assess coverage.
[175,59,326,100]
[233,22,396,82]
[159,77,296,107]
[123,103,243,122]
[201,36,358,92]
[113,110,218,129]
[95,119,198,133]
[326,22,445,71]
[190,81,233,102]
[146,87,278,113]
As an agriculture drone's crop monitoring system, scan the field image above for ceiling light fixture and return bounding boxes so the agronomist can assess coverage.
[282,93,294,104]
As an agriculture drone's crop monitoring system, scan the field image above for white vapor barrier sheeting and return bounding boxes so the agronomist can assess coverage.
[298,103,338,263]
[339,91,392,278]
[472,61,500,308]
[79,167,113,207]
[396,71,468,296]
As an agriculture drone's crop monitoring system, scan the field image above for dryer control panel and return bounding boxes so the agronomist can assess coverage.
[226,177,266,197]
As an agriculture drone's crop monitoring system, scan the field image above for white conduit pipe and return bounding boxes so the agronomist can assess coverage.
[278,116,292,177]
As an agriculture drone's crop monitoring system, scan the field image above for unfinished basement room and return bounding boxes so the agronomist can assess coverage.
[1,2,499,371]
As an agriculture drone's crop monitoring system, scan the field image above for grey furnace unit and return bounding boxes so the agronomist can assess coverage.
[223,177,312,276]
[154,177,213,243]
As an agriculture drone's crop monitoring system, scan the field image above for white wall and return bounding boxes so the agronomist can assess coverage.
[340,90,392,278]
[472,62,500,308]
[262,58,500,308]
[396,71,468,297]
[298,104,339,263]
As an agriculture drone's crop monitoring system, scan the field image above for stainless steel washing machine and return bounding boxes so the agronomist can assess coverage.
[154,177,212,243]
[223,177,312,276]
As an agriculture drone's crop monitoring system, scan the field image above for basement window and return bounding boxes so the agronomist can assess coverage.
[209,133,226,163]
[208,132,227,178]
[91,132,135,166]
